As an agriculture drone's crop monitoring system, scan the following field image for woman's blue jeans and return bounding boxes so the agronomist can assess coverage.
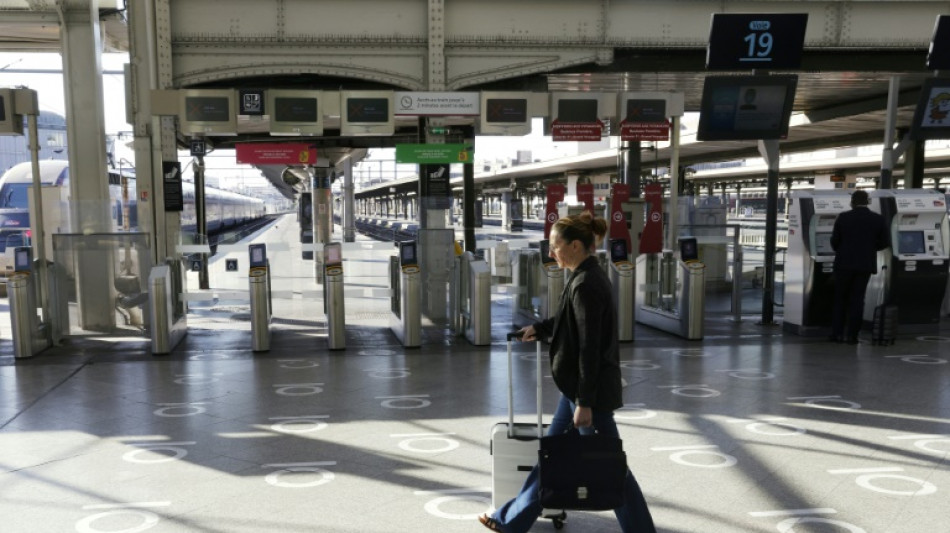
[491,395,656,533]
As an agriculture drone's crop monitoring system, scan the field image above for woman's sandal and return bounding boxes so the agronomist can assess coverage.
[478,513,502,532]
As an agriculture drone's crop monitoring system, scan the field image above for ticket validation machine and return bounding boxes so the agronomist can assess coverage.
[249,244,271,352]
[512,241,565,329]
[783,190,852,335]
[9,247,50,358]
[608,239,635,342]
[391,241,421,347]
[635,238,706,340]
[865,189,950,325]
[324,243,345,350]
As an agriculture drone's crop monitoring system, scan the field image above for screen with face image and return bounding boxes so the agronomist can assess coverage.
[610,239,628,262]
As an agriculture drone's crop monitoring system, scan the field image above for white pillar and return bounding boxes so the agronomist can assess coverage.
[60,0,115,331]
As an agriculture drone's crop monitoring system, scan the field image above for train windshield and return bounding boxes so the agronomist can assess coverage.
[0,183,32,209]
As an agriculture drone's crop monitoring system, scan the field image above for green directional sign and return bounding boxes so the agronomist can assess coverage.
[395,143,472,164]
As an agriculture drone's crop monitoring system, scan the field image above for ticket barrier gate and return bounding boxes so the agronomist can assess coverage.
[249,244,272,352]
[390,241,421,347]
[635,239,706,340]
[324,242,345,350]
[8,247,50,358]
[512,241,564,329]
[149,259,187,355]
[455,251,492,345]
[607,239,635,342]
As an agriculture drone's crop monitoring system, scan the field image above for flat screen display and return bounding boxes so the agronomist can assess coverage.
[274,97,318,122]
[910,78,950,140]
[509,200,523,221]
[679,237,699,262]
[898,231,926,255]
[697,75,797,141]
[347,98,390,123]
[814,232,834,255]
[0,95,5,121]
[324,243,342,265]
[184,96,231,122]
[626,99,666,122]
[15,248,30,270]
[400,241,418,266]
[557,99,598,123]
[250,244,266,267]
[486,98,528,123]
[610,239,628,263]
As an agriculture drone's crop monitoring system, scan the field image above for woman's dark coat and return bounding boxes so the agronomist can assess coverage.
[533,255,623,412]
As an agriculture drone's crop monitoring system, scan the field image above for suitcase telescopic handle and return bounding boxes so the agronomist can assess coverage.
[506,332,544,439]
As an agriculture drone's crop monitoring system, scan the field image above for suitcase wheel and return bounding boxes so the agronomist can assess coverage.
[550,511,566,530]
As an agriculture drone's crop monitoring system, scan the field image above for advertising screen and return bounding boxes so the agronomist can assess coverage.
[697,75,797,141]
[910,78,950,140]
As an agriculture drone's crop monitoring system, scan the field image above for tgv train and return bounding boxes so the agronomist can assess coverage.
[0,159,265,283]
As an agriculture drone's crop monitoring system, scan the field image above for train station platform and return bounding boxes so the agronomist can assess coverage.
[1,216,948,532]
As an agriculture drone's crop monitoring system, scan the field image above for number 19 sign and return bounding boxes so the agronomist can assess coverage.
[706,13,808,70]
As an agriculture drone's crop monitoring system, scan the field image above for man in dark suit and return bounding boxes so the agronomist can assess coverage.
[830,189,889,344]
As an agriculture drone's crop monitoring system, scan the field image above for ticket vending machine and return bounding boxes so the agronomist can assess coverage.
[608,238,635,342]
[324,242,345,350]
[391,240,421,347]
[8,246,50,358]
[865,189,950,325]
[249,243,271,352]
[783,190,852,336]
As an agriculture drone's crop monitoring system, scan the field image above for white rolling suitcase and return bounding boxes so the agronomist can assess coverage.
[489,332,566,529]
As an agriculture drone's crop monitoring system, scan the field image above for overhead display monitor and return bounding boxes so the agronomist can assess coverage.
[706,13,809,70]
[557,99,598,123]
[179,89,237,135]
[479,91,532,135]
[267,90,323,136]
[927,15,950,70]
[909,78,950,141]
[0,88,23,135]
[697,75,798,141]
[341,91,394,136]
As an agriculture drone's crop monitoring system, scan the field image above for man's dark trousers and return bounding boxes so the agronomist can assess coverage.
[832,270,872,342]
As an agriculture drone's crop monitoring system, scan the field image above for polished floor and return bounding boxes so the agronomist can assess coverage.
[1,217,948,533]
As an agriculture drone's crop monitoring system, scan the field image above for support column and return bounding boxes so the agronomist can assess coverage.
[60,0,114,331]
[343,157,355,242]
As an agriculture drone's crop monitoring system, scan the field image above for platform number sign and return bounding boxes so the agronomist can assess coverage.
[706,13,808,70]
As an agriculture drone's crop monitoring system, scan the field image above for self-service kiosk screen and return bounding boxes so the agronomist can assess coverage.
[898,231,926,255]
[814,233,834,255]
[250,244,266,267]
[679,238,698,262]
[610,239,628,263]
[14,248,30,270]
[400,242,418,266]
[325,243,342,265]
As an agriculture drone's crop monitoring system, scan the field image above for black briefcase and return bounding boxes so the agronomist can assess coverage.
[538,429,627,510]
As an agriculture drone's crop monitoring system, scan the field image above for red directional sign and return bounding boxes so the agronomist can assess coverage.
[620,120,670,142]
[236,142,317,165]
[552,120,604,142]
